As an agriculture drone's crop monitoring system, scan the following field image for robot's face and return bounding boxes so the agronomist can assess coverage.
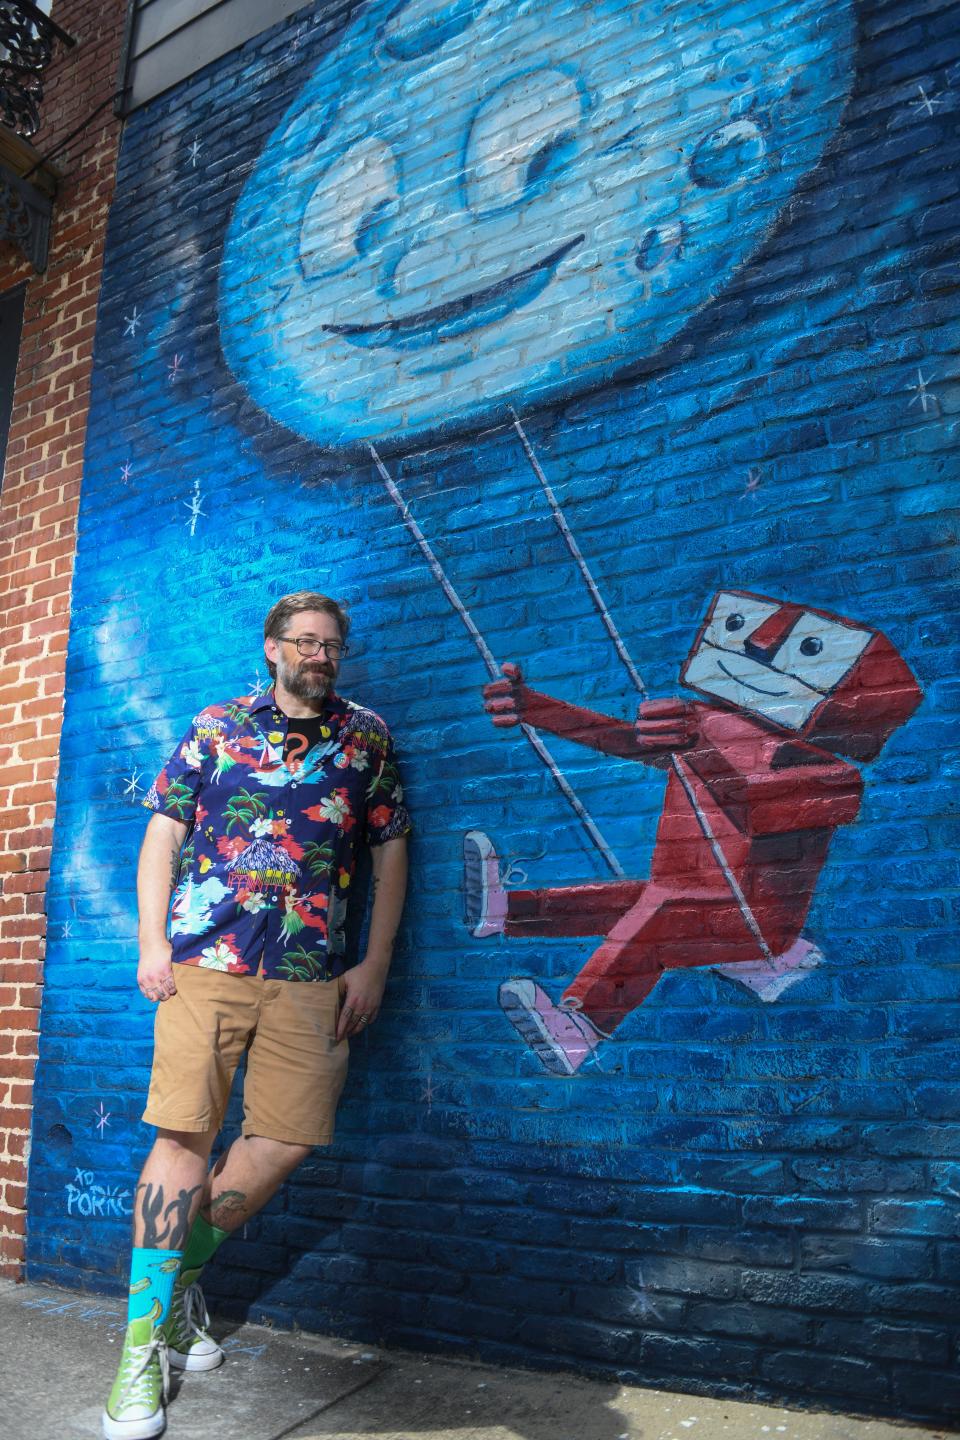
[219,0,852,446]
[682,591,873,731]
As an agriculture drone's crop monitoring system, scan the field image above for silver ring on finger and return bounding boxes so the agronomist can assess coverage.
[358,1015,369,1026]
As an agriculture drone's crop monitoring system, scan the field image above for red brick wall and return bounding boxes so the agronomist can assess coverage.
[0,0,127,1277]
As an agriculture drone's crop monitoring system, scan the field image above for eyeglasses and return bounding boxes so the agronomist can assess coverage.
[279,636,349,659]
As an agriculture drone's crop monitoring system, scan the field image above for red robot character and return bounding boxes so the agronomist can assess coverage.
[464,590,922,1075]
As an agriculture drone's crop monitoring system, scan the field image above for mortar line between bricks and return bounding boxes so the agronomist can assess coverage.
[265,1362,393,1440]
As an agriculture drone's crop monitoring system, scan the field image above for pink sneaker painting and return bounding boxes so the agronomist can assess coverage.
[715,937,824,1002]
[463,831,508,938]
[498,979,603,1076]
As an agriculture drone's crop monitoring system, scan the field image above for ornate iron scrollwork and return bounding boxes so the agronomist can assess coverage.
[0,162,49,269]
[0,0,75,140]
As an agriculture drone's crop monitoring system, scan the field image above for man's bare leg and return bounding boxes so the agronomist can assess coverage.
[164,1135,312,1361]
[198,1134,312,1234]
[131,1128,215,1247]
[103,1128,217,1438]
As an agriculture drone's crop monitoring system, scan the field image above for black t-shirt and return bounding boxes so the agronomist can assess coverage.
[282,712,329,771]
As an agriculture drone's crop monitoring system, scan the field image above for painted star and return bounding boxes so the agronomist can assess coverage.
[94,1102,111,1137]
[168,354,184,382]
[907,368,937,414]
[123,769,145,799]
[420,1075,436,1110]
[913,85,942,118]
[627,1268,665,1323]
[247,669,268,699]
[61,919,73,939]
[185,483,206,536]
[120,461,132,484]
[188,137,202,167]
[740,467,762,497]
[123,307,141,337]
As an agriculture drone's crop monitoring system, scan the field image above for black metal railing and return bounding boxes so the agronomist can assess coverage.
[0,1,75,141]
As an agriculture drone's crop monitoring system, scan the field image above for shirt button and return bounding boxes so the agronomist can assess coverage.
[290,782,298,789]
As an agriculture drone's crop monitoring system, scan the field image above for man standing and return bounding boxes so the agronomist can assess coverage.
[103,592,410,1440]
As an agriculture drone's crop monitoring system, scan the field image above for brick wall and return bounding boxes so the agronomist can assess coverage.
[23,0,960,1423]
[0,0,126,1276]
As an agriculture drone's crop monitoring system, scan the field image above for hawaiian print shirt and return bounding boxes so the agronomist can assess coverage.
[143,689,411,982]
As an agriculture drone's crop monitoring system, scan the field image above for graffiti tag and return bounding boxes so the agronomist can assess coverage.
[65,1168,134,1219]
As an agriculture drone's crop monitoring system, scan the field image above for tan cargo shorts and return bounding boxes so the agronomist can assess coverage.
[142,964,349,1146]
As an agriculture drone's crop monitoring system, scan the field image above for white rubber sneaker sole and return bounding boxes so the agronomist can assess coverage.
[101,1403,165,1440]
[463,829,507,937]
[167,1341,224,1372]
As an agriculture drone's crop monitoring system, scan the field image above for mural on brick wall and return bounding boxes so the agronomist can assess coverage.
[475,588,922,1075]
[27,0,960,1419]
[219,0,854,443]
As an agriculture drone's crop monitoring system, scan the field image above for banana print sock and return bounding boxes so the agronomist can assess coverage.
[126,1246,183,1330]
[178,1213,229,1285]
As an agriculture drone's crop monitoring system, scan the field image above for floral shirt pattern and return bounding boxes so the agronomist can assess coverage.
[143,689,411,981]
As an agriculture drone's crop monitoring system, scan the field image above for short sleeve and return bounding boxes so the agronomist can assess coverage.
[142,717,207,825]
[364,731,412,846]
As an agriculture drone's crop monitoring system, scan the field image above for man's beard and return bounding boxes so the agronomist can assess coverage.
[276,654,335,701]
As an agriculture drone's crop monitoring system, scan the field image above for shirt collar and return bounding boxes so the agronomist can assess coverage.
[247,688,276,715]
[246,687,344,720]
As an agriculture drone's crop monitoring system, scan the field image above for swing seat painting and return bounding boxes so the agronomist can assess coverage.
[219,0,854,447]
[468,589,923,1078]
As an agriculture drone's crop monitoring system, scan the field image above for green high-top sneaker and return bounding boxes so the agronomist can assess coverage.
[161,1273,224,1371]
[102,1318,169,1440]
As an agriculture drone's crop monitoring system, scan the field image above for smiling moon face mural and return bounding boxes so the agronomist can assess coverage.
[219,0,853,448]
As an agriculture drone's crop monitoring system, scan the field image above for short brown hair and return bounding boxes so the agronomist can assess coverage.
[263,591,350,679]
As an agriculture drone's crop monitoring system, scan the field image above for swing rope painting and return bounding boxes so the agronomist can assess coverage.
[372,421,922,1078]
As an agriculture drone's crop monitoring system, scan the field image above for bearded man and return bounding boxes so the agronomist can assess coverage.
[103,591,410,1440]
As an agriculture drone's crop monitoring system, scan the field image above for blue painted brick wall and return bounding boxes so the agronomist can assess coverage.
[25,0,960,1422]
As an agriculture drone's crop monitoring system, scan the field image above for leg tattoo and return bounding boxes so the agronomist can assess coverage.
[135,1183,202,1249]
[205,1189,249,1230]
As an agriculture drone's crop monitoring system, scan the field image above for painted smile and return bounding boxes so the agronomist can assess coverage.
[717,656,790,696]
[322,234,585,351]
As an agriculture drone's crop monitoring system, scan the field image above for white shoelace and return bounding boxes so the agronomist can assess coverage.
[179,1281,212,1340]
[117,1331,169,1411]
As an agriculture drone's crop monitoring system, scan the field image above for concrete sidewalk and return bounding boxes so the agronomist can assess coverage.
[0,1278,948,1440]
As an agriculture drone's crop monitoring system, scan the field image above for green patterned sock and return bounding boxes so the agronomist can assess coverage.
[179,1213,230,1284]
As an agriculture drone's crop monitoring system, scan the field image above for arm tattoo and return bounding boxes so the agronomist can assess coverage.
[134,1182,202,1249]
[169,841,181,890]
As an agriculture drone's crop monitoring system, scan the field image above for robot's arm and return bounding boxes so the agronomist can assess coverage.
[484,664,641,760]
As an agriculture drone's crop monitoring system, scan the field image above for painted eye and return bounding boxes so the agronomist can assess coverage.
[354,198,394,258]
[525,133,576,194]
[463,68,582,216]
[725,613,745,631]
[300,137,398,280]
[780,614,873,689]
